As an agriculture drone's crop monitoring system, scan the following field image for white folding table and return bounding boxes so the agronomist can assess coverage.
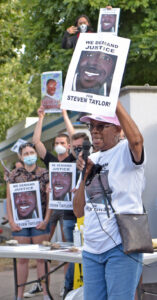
[0,244,156,300]
[0,244,82,300]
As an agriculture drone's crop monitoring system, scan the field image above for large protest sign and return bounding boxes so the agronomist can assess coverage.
[61,33,130,116]
[41,71,62,113]
[97,8,120,35]
[49,162,76,210]
[10,181,43,228]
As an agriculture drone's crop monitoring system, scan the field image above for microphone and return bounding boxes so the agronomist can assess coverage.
[82,140,91,180]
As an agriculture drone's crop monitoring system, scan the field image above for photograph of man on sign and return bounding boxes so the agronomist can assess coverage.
[13,191,39,220]
[72,50,117,97]
[101,14,117,33]
[51,172,72,201]
[97,8,120,35]
[41,78,60,110]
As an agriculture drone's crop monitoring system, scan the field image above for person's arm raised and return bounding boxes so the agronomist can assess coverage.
[32,106,47,160]
[62,109,75,155]
[116,100,143,163]
[62,109,75,139]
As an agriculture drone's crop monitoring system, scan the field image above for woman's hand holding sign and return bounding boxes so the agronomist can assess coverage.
[10,220,21,232]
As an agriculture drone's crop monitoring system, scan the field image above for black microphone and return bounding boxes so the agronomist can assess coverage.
[82,140,91,180]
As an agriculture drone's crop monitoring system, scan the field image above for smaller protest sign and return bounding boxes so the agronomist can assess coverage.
[10,181,43,228]
[41,71,62,113]
[11,139,27,153]
[49,162,76,210]
[97,8,120,35]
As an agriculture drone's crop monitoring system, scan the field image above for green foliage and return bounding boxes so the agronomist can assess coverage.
[19,0,157,88]
[0,0,22,64]
[0,184,6,199]
[0,0,157,141]
[0,57,37,141]
[0,163,6,199]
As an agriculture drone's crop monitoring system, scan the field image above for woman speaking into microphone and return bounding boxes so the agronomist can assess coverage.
[73,100,145,300]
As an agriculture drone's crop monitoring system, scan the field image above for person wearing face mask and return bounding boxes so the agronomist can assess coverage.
[32,106,75,166]
[7,142,52,300]
[62,14,93,49]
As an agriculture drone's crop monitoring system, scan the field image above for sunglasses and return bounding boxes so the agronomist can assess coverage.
[87,123,115,132]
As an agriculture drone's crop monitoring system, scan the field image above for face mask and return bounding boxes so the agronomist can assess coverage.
[78,24,88,33]
[23,155,37,166]
[54,144,67,155]
[73,146,83,159]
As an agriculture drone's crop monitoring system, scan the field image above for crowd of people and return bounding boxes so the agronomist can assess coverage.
[3,6,146,300]
[5,105,90,300]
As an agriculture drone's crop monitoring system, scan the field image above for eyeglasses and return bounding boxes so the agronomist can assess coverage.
[87,123,114,132]
[19,142,35,153]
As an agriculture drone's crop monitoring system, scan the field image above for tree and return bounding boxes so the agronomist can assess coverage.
[0,0,38,142]
[0,0,22,64]
[0,0,157,141]
[19,0,157,88]
[0,57,37,141]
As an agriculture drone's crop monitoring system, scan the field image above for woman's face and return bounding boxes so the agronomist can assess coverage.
[52,172,72,200]
[20,146,37,165]
[14,191,37,219]
[77,17,89,27]
[89,120,120,151]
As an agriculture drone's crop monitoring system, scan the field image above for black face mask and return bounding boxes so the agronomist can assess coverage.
[73,146,83,158]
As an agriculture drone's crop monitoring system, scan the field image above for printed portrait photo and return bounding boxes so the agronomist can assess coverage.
[86,170,112,205]
[101,14,117,33]
[51,172,72,201]
[13,191,39,221]
[72,51,117,97]
[41,71,62,112]
[41,78,60,110]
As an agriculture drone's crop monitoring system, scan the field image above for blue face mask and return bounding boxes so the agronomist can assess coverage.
[23,155,37,166]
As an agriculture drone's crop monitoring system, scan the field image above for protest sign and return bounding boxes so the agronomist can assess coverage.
[11,138,27,153]
[10,181,43,228]
[49,162,76,210]
[41,71,62,113]
[61,33,130,116]
[97,8,120,35]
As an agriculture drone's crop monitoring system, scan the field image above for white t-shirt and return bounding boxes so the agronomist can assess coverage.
[83,139,146,254]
